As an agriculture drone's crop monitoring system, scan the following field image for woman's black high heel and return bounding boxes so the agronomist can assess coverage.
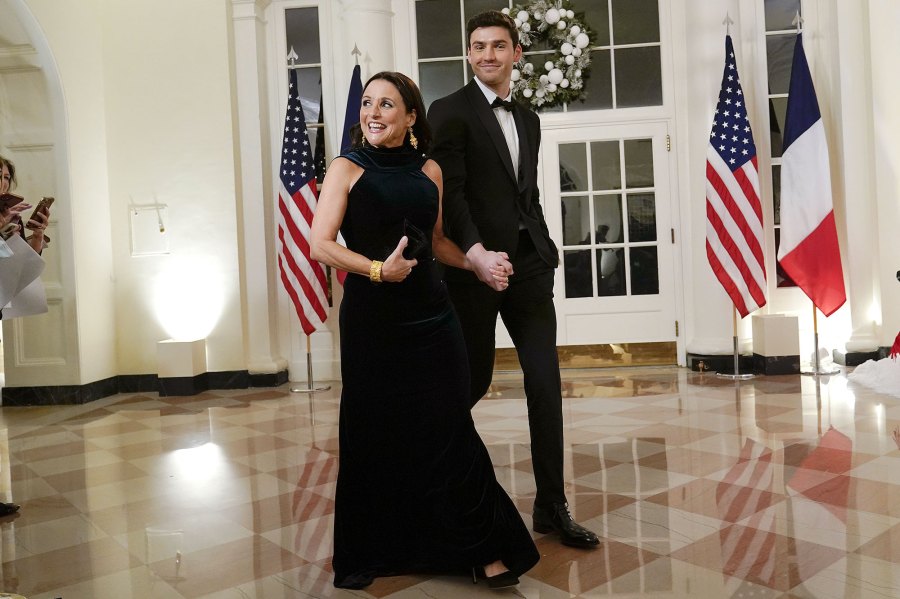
[471,567,520,590]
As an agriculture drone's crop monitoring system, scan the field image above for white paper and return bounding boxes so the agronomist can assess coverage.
[0,234,45,312]
[2,275,48,318]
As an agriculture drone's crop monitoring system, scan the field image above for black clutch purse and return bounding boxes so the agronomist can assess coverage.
[401,219,428,260]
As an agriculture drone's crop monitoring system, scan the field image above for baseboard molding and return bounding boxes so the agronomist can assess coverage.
[686,352,755,374]
[833,349,880,367]
[1,369,289,406]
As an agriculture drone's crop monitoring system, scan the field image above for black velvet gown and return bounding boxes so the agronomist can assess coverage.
[332,145,539,589]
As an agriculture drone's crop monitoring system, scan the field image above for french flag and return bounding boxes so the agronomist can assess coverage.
[776,34,846,316]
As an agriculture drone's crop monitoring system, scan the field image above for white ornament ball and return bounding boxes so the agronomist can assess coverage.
[534,11,543,21]
[513,18,522,27]
[561,79,570,88]
[572,47,582,57]
[575,69,582,77]
[545,8,560,24]
[517,10,528,22]
[511,69,521,82]
[539,74,549,84]
[547,83,557,92]
[522,22,531,32]
[561,42,574,55]
[544,60,554,71]
[524,62,534,73]
[565,54,575,65]
[557,20,567,30]
[567,9,575,19]
[523,88,533,98]
[548,68,564,85]
[575,33,590,49]
[501,7,509,14]
[571,25,581,36]
[535,89,545,98]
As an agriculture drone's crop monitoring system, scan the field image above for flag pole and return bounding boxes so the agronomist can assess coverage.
[717,306,755,380]
[290,334,331,393]
[802,302,839,376]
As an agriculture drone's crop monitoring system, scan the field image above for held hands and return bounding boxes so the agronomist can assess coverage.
[466,243,513,292]
[379,236,418,283]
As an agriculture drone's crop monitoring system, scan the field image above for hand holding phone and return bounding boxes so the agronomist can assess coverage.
[26,196,54,230]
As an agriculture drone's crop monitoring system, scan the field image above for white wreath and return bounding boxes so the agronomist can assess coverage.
[502,1,593,110]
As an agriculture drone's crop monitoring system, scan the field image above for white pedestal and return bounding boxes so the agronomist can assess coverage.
[752,315,800,375]
[157,339,207,377]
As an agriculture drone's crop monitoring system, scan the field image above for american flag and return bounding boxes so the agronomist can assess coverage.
[705,35,766,317]
[277,68,329,335]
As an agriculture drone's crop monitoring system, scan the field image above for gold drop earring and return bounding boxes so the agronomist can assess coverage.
[408,127,418,150]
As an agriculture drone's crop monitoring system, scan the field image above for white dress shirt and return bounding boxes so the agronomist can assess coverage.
[474,77,519,181]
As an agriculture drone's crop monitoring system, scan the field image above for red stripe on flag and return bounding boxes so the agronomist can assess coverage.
[706,241,750,318]
[778,211,846,316]
[706,192,766,313]
[279,192,329,295]
[732,161,765,266]
[707,161,766,277]
[278,254,317,335]
[277,216,328,323]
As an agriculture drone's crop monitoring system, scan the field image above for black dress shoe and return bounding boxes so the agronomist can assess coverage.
[0,502,20,517]
[533,502,600,548]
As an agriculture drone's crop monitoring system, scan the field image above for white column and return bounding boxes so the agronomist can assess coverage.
[231,0,287,375]
[338,0,396,80]
[869,0,900,347]
[827,1,880,353]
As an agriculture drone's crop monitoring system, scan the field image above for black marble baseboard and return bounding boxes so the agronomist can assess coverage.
[249,370,289,387]
[1,376,120,406]
[752,353,801,375]
[1,369,290,406]
[686,353,755,374]
[833,349,880,367]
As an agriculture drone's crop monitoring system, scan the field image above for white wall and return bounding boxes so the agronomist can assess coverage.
[22,0,245,378]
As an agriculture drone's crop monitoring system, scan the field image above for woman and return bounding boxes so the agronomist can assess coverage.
[0,156,51,254]
[310,72,538,590]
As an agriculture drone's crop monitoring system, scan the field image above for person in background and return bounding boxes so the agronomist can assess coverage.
[0,156,50,254]
[0,155,51,517]
[428,10,599,549]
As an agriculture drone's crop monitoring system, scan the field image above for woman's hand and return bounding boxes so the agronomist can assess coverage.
[25,204,50,252]
[25,203,49,231]
[380,236,418,283]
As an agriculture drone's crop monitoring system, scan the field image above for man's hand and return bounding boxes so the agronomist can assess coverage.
[466,243,513,291]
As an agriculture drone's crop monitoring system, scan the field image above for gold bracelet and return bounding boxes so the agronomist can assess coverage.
[369,260,383,283]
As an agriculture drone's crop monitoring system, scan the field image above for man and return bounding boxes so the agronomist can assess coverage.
[428,10,599,549]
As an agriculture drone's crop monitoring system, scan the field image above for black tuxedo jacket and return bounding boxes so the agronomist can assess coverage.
[428,79,558,283]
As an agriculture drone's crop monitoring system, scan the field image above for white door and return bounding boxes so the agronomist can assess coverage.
[540,122,678,346]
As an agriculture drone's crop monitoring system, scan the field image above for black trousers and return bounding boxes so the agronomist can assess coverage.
[446,232,565,508]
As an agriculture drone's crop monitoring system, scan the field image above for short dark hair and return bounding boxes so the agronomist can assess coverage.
[466,10,519,49]
[0,155,17,190]
[351,71,433,152]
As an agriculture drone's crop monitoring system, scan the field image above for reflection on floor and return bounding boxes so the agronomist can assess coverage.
[1,366,899,598]
[496,341,678,370]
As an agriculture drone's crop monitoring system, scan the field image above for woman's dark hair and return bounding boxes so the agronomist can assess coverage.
[350,71,433,152]
[466,10,519,49]
[0,155,17,190]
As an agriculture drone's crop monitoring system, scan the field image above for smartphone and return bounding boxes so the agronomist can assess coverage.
[27,196,54,226]
[0,192,24,211]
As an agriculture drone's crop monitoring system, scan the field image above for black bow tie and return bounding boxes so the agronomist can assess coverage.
[491,97,516,112]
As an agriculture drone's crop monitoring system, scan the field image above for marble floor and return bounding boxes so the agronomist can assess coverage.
[0,366,899,598]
